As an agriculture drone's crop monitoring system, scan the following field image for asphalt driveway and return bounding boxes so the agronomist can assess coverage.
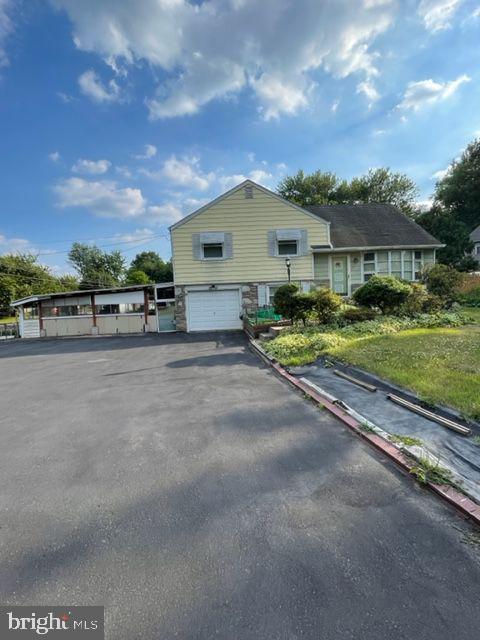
[1,333,479,639]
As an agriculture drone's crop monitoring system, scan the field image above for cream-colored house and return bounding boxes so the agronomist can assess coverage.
[170,180,443,332]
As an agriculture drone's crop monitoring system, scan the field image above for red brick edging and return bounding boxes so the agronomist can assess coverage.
[250,340,480,526]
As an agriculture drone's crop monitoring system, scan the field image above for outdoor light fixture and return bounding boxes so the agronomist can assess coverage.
[285,257,291,282]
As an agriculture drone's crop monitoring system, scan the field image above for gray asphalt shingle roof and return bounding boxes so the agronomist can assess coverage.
[305,203,442,249]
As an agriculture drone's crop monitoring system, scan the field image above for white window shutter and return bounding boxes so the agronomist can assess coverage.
[257,284,267,307]
[224,233,233,259]
[267,231,276,257]
[192,234,202,260]
[299,229,308,255]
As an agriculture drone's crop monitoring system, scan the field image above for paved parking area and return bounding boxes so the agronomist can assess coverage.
[1,333,480,639]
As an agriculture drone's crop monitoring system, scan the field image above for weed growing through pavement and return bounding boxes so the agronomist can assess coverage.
[390,434,424,448]
[409,457,457,487]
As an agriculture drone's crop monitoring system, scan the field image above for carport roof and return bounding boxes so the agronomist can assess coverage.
[11,282,173,307]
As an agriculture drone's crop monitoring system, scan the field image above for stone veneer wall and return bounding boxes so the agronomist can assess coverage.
[174,286,187,331]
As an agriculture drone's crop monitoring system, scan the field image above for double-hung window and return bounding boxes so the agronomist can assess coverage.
[277,240,298,256]
[363,252,376,281]
[199,232,226,260]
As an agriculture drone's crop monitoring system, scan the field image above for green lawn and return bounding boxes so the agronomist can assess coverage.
[0,316,16,324]
[330,312,480,419]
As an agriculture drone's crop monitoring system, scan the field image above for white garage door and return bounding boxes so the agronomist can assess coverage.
[187,289,242,331]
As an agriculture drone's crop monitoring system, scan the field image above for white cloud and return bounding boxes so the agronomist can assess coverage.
[72,158,111,174]
[78,69,121,103]
[331,99,340,113]
[54,177,146,219]
[147,203,183,225]
[115,165,133,178]
[0,0,13,68]
[133,144,157,160]
[251,74,310,120]
[398,74,470,111]
[372,129,386,136]
[431,168,449,180]
[247,152,255,163]
[0,233,32,255]
[49,151,61,162]
[57,91,75,103]
[160,156,215,191]
[357,80,380,106]
[418,0,463,31]
[53,0,397,119]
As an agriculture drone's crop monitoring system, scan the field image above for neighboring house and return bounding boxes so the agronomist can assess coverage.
[170,180,443,332]
[470,224,480,267]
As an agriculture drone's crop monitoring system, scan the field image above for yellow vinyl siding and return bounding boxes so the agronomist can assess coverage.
[172,185,329,284]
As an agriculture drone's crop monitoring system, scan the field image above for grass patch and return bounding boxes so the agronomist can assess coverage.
[472,436,480,446]
[331,327,480,419]
[0,316,15,324]
[264,309,479,419]
[390,434,424,447]
[409,457,457,487]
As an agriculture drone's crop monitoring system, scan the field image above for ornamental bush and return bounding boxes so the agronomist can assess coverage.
[400,283,443,316]
[341,307,378,323]
[352,275,412,313]
[310,287,342,324]
[273,284,313,324]
[420,264,462,302]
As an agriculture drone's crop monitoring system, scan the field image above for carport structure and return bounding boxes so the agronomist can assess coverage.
[12,282,175,338]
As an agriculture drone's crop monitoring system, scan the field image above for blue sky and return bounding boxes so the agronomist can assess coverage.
[0,0,479,273]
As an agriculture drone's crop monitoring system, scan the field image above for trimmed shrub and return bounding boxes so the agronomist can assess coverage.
[310,287,342,324]
[273,284,299,321]
[342,307,378,323]
[273,284,313,324]
[352,275,412,313]
[420,264,462,302]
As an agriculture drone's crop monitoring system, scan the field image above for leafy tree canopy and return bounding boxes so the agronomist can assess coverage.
[129,251,173,283]
[0,253,78,314]
[277,167,418,215]
[434,139,480,230]
[68,242,126,289]
[124,268,152,285]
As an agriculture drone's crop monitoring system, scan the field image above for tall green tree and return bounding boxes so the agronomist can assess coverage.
[277,170,342,206]
[415,205,473,269]
[348,168,418,216]
[0,254,77,314]
[435,139,480,230]
[129,251,173,282]
[68,243,126,288]
[277,167,418,215]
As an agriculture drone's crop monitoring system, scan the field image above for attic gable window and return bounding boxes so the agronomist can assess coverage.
[244,185,253,199]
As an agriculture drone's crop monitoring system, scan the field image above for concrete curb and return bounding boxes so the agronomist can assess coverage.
[249,339,480,527]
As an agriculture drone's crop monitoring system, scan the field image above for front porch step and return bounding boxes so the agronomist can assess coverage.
[259,332,274,342]
[268,325,288,337]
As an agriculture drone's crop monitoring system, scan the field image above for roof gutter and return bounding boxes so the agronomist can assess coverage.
[311,244,445,253]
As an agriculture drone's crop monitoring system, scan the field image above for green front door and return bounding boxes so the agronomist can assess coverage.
[332,256,348,295]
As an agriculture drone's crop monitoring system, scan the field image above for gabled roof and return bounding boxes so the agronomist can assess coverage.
[470,225,480,243]
[169,179,331,231]
[305,203,443,249]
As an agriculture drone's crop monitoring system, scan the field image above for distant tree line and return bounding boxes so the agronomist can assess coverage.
[0,246,173,315]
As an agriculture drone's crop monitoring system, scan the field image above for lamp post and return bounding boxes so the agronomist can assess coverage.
[285,257,291,283]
